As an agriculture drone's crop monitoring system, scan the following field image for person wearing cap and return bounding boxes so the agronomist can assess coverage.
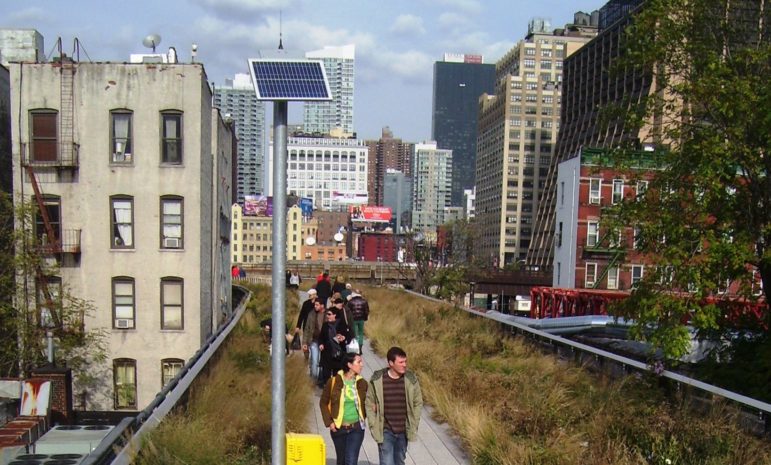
[347,290,369,354]
[341,282,353,302]
[296,289,317,335]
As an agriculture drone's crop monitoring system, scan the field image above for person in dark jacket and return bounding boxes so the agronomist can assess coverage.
[316,272,333,306]
[318,306,353,386]
[346,290,369,354]
[320,352,368,465]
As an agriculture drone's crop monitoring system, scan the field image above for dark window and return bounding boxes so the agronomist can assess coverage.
[113,358,137,409]
[161,112,183,164]
[30,111,58,162]
[110,196,134,248]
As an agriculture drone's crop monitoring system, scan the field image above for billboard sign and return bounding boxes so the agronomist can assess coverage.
[349,205,392,222]
[243,195,272,217]
[332,191,368,204]
[298,197,313,217]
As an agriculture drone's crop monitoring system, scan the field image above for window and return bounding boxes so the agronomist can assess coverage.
[607,267,619,290]
[161,111,183,164]
[560,181,565,205]
[113,277,135,329]
[587,221,599,247]
[36,276,62,328]
[612,179,624,204]
[111,196,134,248]
[160,196,183,249]
[111,110,133,163]
[631,265,644,287]
[30,111,58,162]
[589,178,601,204]
[161,358,184,387]
[585,263,598,287]
[633,226,642,250]
[34,195,61,248]
[161,277,184,330]
[557,221,563,247]
[636,180,648,198]
[113,358,137,409]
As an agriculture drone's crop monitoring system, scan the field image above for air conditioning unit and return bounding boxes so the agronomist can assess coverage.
[163,237,181,248]
[115,318,133,329]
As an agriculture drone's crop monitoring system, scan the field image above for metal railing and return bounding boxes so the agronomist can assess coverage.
[21,142,80,168]
[404,288,771,435]
[37,229,82,254]
[80,286,252,465]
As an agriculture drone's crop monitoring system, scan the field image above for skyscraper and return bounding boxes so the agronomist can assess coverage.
[412,142,452,236]
[304,44,355,135]
[431,54,495,206]
[474,16,597,267]
[366,127,414,206]
[213,74,266,203]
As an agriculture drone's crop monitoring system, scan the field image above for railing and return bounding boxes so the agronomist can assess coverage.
[21,142,80,168]
[404,288,771,435]
[37,229,81,254]
[80,286,252,465]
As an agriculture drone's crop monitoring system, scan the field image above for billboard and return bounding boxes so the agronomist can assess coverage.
[349,205,392,222]
[243,195,272,217]
[332,191,368,204]
[298,197,313,217]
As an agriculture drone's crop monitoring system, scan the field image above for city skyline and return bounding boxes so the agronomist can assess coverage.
[0,0,601,142]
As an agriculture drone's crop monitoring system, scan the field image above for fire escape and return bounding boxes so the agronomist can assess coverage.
[583,227,626,289]
[20,47,81,330]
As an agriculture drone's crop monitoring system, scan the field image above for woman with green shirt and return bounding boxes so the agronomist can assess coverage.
[320,352,368,465]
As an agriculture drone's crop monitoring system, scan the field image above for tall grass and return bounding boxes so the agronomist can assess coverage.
[135,284,310,465]
[362,285,771,465]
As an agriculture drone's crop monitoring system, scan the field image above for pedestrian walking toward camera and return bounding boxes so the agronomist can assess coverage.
[318,306,353,386]
[303,298,326,380]
[346,289,369,354]
[316,271,333,306]
[320,352,368,465]
[366,346,423,465]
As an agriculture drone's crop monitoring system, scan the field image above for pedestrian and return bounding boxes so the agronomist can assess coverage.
[316,271,333,307]
[319,352,368,465]
[285,270,292,288]
[346,290,369,354]
[289,270,301,289]
[341,283,353,301]
[366,346,423,465]
[332,275,347,296]
[295,289,317,359]
[318,305,353,386]
[231,265,239,279]
[304,298,326,380]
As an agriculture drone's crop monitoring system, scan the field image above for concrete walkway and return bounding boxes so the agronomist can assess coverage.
[303,334,470,465]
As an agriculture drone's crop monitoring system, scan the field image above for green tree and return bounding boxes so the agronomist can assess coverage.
[605,0,770,359]
[0,193,107,393]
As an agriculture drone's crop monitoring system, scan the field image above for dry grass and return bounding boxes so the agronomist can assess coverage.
[135,284,310,465]
[362,285,771,465]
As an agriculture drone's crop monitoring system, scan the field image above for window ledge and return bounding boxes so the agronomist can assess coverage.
[109,162,134,167]
[159,163,185,168]
[160,248,185,252]
[160,329,185,332]
[110,248,136,252]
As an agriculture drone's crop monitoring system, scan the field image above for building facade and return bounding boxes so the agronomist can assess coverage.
[411,142,452,235]
[267,136,368,211]
[10,58,233,411]
[474,18,596,268]
[303,44,355,135]
[383,169,412,233]
[431,53,495,206]
[214,73,266,203]
[365,127,413,206]
[0,29,44,65]
[231,204,302,264]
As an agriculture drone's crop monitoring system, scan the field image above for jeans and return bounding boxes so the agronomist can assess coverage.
[330,424,364,465]
[352,320,365,352]
[378,429,408,465]
[309,342,320,379]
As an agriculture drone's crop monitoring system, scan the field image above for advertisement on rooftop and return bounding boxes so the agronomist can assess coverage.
[244,195,272,217]
[349,205,392,222]
[332,191,368,204]
[298,197,313,217]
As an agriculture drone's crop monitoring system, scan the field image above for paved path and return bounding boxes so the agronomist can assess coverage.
[299,290,470,464]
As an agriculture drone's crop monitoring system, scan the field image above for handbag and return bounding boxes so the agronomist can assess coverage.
[347,338,360,354]
[291,333,301,351]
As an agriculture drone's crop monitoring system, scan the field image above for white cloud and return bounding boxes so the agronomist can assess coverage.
[189,0,295,20]
[7,7,48,25]
[389,14,426,35]
[419,0,482,14]
[437,12,473,32]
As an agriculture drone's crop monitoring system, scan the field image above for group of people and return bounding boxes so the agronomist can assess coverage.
[294,275,422,465]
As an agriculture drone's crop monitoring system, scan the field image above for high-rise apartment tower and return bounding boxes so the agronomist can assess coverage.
[304,44,355,135]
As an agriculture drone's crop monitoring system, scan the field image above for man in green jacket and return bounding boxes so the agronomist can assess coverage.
[365,346,423,465]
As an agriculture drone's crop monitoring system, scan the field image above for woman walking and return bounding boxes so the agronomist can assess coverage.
[320,352,368,465]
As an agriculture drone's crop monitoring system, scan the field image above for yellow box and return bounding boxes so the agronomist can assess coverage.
[286,433,325,465]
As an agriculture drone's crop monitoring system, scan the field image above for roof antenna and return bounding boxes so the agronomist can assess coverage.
[278,11,284,50]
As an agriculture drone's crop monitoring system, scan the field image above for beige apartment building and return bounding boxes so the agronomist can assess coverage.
[231,204,303,264]
[474,18,596,267]
[10,55,233,411]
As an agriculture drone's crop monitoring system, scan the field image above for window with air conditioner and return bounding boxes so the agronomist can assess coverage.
[113,358,137,409]
[160,196,183,249]
[111,110,133,163]
[112,277,135,329]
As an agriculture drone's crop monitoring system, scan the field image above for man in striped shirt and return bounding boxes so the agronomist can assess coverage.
[366,346,423,465]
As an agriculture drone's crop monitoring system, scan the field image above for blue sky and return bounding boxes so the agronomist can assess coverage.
[1,0,602,141]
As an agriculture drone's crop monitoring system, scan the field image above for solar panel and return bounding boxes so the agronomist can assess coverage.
[248,59,332,101]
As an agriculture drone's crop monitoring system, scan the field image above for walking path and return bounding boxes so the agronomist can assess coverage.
[298,292,470,465]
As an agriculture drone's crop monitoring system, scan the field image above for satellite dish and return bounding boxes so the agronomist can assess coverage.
[142,34,162,52]
[333,232,344,242]
[305,236,316,246]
